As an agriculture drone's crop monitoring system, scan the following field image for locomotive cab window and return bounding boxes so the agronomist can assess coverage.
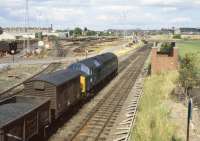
[81,65,90,75]
[94,59,101,67]
[34,81,45,90]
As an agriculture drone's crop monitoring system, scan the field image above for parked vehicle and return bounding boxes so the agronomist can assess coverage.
[0,41,17,54]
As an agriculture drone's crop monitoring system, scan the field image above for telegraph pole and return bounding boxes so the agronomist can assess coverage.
[122,11,127,40]
[24,0,30,54]
[187,98,192,141]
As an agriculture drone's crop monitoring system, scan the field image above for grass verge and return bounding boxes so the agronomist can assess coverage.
[131,72,182,141]
[177,40,200,59]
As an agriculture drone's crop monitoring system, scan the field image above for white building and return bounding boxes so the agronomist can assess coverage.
[0,33,16,41]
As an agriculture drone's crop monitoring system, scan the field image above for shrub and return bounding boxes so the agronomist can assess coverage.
[160,42,174,54]
[173,34,181,39]
[179,52,200,94]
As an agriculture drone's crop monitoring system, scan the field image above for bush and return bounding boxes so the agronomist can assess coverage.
[86,30,97,36]
[173,34,181,39]
[179,53,200,94]
[160,43,173,54]
[74,27,82,37]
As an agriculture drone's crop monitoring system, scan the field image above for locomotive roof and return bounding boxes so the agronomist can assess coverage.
[77,57,95,68]
[0,96,49,128]
[30,69,81,86]
[77,53,117,68]
[94,52,117,64]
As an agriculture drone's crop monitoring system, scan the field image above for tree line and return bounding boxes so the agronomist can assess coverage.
[57,27,113,37]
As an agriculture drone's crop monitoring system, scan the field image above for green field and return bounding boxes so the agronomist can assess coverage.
[177,40,200,59]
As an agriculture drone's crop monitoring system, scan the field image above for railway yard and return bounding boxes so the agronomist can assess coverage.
[0,37,150,141]
[0,35,200,141]
[0,38,137,92]
[1,1,200,140]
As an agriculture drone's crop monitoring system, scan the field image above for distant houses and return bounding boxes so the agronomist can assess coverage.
[106,27,200,36]
[3,27,52,34]
[175,28,200,35]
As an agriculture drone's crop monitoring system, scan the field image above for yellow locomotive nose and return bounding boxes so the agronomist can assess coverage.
[80,75,86,96]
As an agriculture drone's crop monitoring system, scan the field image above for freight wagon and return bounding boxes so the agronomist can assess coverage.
[0,96,50,141]
[23,69,81,120]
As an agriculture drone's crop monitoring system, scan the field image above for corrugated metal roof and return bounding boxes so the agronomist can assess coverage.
[30,69,80,86]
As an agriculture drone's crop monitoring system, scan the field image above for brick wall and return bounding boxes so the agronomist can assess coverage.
[151,47,178,74]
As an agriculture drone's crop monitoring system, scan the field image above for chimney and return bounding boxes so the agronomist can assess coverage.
[51,24,53,31]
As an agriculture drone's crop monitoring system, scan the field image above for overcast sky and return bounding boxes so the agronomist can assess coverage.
[0,0,200,30]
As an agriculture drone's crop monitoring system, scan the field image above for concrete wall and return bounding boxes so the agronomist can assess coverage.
[151,47,178,74]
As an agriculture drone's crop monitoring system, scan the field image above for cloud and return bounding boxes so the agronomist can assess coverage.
[0,0,199,29]
[96,15,114,21]
[97,5,138,12]
[0,16,6,22]
[0,0,25,8]
[162,7,177,12]
[170,17,191,23]
[140,0,182,6]
[194,0,200,5]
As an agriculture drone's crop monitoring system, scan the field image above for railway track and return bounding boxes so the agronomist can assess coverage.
[118,45,150,73]
[62,47,150,141]
[0,62,61,100]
